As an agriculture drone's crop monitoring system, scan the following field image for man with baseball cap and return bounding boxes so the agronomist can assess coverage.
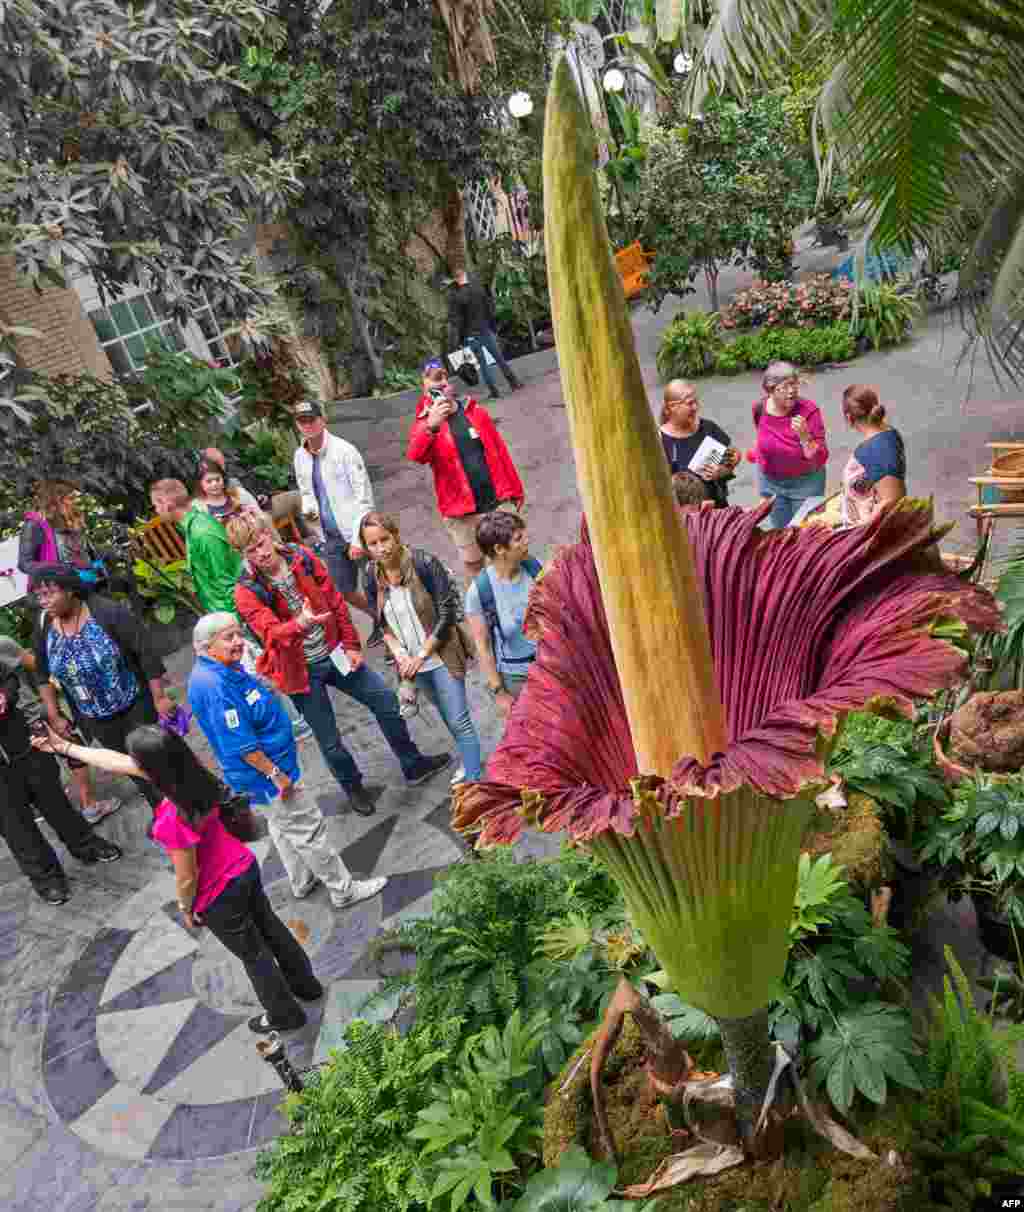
[292,400,374,613]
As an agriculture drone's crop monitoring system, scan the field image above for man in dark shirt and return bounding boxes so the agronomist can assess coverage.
[450,271,522,400]
[0,638,121,905]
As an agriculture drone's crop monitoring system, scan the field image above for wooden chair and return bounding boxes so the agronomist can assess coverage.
[614,240,653,300]
[273,511,303,543]
[138,516,186,565]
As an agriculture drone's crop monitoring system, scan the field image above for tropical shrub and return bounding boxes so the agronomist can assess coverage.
[496,1146,656,1211]
[828,709,949,842]
[0,373,196,524]
[410,1010,548,1210]
[222,421,295,494]
[255,1017,462,1212]
[852,282,921,350]
[918,772,1024,929]
[638,94,816,311]
[655,311,723,379]
[385,848,620,1053]
[720,274,853,331]
[127,348,240,447]
[908,947,1024,1204]
[716,323,856,372]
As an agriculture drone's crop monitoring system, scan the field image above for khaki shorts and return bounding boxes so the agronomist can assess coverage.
[442,500,523,563]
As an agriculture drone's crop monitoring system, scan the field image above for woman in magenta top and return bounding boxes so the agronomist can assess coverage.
[749,361,829,528]
[33,724,322,1034]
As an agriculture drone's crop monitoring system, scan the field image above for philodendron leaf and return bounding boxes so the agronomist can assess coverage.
[510,1145,616,1210]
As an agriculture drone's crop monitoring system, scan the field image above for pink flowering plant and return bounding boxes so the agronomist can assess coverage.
[720,274,853,331]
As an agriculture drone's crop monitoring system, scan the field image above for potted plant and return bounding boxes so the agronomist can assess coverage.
[918,773,1024,962]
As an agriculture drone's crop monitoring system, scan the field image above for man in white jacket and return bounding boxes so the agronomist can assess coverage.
[292,400,373,613]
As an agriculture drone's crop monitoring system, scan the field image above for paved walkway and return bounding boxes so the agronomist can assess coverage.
[1,233,1017,1209]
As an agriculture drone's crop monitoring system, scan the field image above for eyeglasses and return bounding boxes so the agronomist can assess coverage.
[294,415,321,425]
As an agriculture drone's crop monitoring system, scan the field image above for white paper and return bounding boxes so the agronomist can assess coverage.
[328,645,352,676]
[687,435,727,474]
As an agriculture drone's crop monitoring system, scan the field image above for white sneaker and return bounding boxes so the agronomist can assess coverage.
[331,875,388,910]
[82,798,122,825]
[450,764,466,787]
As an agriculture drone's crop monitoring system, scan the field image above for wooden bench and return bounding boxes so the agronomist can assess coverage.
[138,516,186,565]
[139,505,303,568]
[614,240,653,300]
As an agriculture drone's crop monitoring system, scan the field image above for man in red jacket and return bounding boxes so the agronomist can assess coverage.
[407,360,526,582]
[227,515,451,816]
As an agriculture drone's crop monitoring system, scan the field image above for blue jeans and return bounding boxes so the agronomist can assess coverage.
[466,329,517,394]
[290,659,423,790]
[759,468,827,529]
[415,666,482,780]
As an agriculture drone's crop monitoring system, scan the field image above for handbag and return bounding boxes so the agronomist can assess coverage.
[218,789,266,843]
[455,350,479,386]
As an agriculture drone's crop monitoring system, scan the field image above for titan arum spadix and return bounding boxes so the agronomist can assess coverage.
[452,58,1001,1159]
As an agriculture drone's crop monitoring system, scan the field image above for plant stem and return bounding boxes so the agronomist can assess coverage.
[715,1007,778,1157]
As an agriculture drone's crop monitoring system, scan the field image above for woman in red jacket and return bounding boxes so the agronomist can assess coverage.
[226,513,450,815]
[407,360,525,583]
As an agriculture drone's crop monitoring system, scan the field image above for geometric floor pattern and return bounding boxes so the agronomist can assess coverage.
[40,802,463,1161]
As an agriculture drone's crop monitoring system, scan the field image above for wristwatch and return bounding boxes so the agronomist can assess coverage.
[487,681,505,697]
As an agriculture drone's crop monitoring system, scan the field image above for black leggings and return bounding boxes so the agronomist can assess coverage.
[201,863,320,1024]
[0,752,97,889]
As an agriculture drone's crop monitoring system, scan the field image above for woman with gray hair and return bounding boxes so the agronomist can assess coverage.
[748,361,829,528]
[186,613,387,913]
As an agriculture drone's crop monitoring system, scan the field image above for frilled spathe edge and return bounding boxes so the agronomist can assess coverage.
[452,502,1002,845]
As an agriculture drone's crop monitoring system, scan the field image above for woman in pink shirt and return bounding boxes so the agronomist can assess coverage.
[749,361,829,528]
[33,724,322,1034]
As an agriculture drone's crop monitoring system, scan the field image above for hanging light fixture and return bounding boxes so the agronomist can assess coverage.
[674,51,694,75]
[508,91,534,118]
[602,68,626,93]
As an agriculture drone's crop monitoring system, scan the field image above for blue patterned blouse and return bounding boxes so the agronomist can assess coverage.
[46,617,138,719]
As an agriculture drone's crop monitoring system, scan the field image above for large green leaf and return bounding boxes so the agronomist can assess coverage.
[509,1145,616,1211]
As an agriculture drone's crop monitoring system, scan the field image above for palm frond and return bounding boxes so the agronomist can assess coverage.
[687,0,824,108]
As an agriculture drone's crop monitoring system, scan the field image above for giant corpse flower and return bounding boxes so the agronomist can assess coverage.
[452,56,1003,1161]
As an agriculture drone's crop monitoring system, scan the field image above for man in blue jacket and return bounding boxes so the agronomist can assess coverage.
[188,612,386,910]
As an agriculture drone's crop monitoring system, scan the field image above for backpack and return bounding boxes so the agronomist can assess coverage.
[473,558,542,667]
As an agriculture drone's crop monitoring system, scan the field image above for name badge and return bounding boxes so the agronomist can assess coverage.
[329,645,352,676]
[468,427,480,439]
[245,689,261,705]
[224,709,240,730]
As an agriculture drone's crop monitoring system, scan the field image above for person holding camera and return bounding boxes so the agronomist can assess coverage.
[0,638,121,905]
[408,360,525,584]
[31,722,321,1033]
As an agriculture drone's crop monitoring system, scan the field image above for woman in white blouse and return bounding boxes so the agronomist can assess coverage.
[359,512,482,783]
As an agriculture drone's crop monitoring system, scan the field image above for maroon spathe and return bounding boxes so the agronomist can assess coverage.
[451,501,1002,848]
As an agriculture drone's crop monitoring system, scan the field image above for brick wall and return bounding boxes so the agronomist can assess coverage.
[0,257,112,380]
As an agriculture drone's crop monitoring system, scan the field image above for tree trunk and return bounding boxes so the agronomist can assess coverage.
[443,185,468,278]
[343,267,383,385]
[715,1007,780,1158]
[705,265,720,312]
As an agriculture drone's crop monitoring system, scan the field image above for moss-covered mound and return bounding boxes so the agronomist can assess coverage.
[801,792,889,889]
[543,1020,931,1211]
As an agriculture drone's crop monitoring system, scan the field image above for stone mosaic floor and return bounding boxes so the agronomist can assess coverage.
[0,639,544,1210]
